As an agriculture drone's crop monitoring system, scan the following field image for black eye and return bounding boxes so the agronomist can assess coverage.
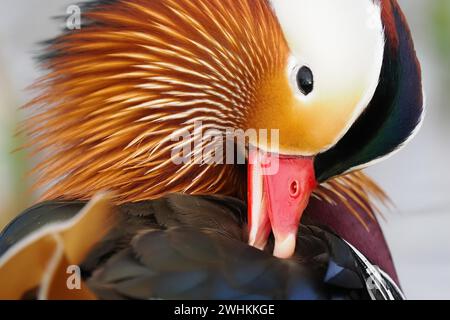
[296,66,314,96]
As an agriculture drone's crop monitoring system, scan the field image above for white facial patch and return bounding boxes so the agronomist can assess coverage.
[270,0,385,150]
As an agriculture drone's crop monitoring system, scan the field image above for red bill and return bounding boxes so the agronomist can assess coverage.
[248,149,317,258]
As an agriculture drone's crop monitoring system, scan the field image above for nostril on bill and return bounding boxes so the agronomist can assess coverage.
[289,179,300,198]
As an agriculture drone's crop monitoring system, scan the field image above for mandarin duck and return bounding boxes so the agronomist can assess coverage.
[0,0,423,300]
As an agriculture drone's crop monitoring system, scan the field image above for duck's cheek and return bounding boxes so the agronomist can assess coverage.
[246,71,365,156]
[283,93,365,154]
[246,97,363,157]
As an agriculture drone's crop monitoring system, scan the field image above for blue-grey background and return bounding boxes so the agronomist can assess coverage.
[0,0,449,299]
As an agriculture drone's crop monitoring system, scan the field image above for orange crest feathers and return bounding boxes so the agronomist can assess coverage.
[25,0,287,203]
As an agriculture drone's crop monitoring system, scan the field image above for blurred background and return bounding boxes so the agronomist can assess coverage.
[0,0,449,299]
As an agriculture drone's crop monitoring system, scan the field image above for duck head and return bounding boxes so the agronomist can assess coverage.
[27,0,423,259]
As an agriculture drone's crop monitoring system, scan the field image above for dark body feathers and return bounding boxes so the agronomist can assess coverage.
[0,195,402,300]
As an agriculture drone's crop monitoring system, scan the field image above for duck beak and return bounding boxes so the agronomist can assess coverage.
[248,150,316,259]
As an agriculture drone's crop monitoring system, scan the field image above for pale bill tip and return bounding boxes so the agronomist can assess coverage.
[273,233,297,259]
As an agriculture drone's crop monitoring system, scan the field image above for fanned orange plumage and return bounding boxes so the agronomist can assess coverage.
[22,0,387,224]
[24,0,286,203]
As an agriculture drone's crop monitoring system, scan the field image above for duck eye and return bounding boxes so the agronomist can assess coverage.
[296,66,314,96]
